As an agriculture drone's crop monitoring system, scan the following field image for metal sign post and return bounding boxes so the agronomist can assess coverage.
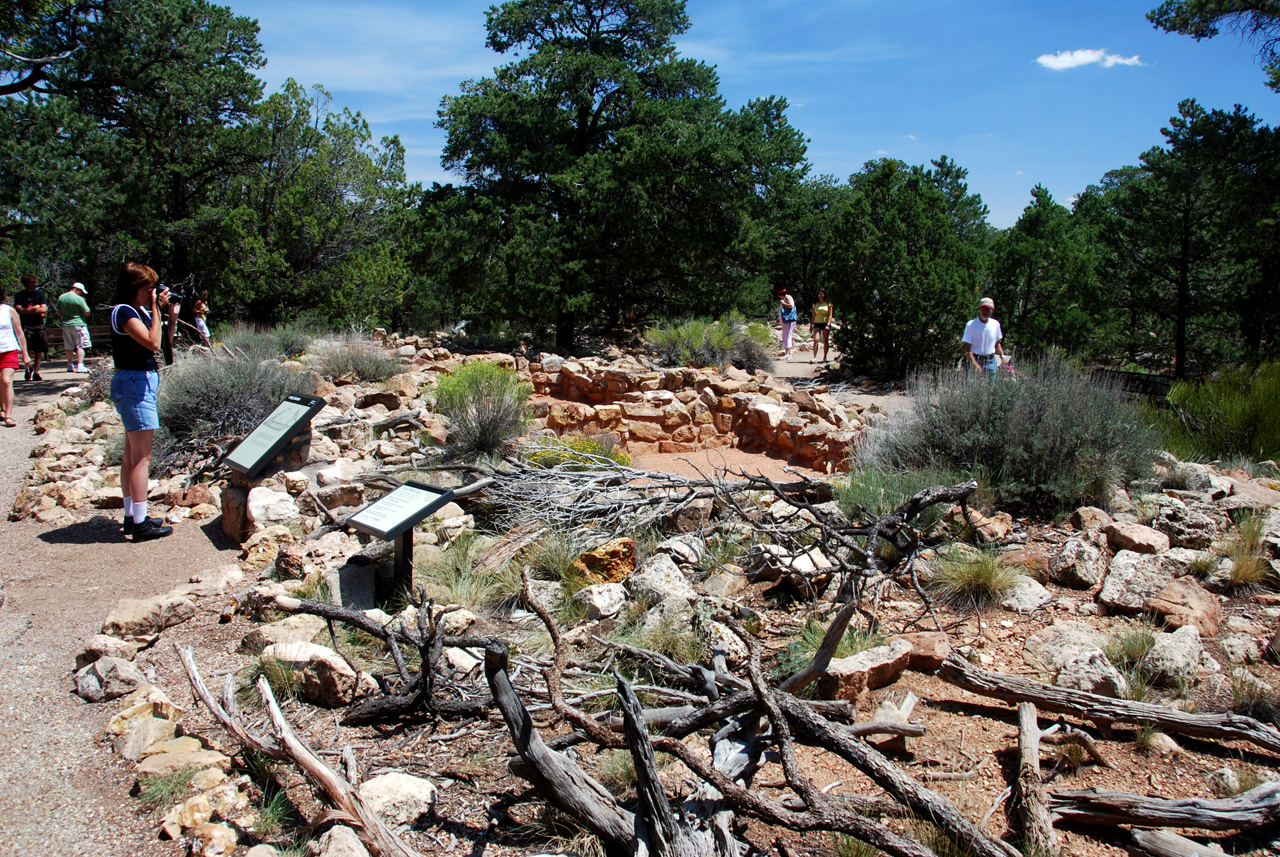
[346,481,457,598]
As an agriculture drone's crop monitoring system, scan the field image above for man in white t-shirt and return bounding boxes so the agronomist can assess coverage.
[961,297,1005,375]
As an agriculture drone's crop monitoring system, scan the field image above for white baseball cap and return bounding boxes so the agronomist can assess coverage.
[71,282,87,294]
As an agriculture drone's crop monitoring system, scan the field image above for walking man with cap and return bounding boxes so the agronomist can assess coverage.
[961,297,1005,376]
[57,282,92,373]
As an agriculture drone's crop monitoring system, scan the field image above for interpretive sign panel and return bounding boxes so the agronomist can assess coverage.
[347,481,456,542]
[225,394,326,477]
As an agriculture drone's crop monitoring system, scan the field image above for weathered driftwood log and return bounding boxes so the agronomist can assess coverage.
[938,653,1280,756]
[1016,703,1057,857]
[1049,782,1280,830]
[1129,829,1233,856]
[176,646,421,857]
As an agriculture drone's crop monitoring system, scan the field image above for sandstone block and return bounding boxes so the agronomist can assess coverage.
[1148,576,1222,636]
[357,772,437,825]
[816,639,913,701]
[103,593,196,638]
[1103,521,1170,555]
[135,749,231,776]
[239,614,327,654]
[890,632,952,673]
[75,634,142,670]
[1098,550,1174,613]
[261,642,359,707]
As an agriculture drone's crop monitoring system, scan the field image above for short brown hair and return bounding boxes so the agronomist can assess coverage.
[20,273,36,290]
[115,262,158,305]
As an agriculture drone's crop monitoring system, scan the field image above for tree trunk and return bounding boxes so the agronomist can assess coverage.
[1016,703,1056,857]
[1049,782,1280,830]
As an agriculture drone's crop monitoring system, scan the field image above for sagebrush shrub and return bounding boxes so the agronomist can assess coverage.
[859,353,1159,511]
[311,334,399,382]
[522,433,632,470]
[1156,362,1280,462]
[216,321,316,360]
[835,463,966,528]
[159,351,308,439]
[645,313,775,373]
[434,361,532,459]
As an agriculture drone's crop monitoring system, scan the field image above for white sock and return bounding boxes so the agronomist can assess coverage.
[123,497,133,517]
[133,500,148,525]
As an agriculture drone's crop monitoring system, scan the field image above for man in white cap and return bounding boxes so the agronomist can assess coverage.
[961,296,1005,376]
[56,282,92,373]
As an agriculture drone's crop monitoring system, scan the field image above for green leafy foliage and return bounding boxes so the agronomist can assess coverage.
[860,353,1159,511]
[522,434,632,470]
[835,463,967,528]
[434,362,532,459]
[1156,362,1280,461]
[645,314,775,373]
[1148,1,1280,91]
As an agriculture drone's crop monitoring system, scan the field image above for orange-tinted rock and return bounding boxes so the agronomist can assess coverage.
[572,538,638,583]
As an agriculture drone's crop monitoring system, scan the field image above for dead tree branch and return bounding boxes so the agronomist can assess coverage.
[1048,782,1280,830]
[1016,703,1057,857]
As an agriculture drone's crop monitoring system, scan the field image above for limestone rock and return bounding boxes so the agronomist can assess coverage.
[238,614,326,654]
[1069,506,1113,532]
[176,563,245,598]
[523,579,565,611]
[572,537,637,583]
[1047,533,1109,589]
[1153,499,1219,549]
[747,544,833,594]
[135,749,232,776]
[139,736,203,758]
[1103,522,1170,555]
[1222,634,1261,665]
[438,608,477,635]
[1098,550,1174,613]
[247,486,301,525]
[1054,649,1129,698]
[75,656,145,702]
[444,647,482,673]
[657,534,706,565]
[1148,576,1222,636]
[706,621,748,665]
[1147,732,1182,756]
[102,593,196,638]
[1000,576,1052,614]
[642,595,695,632]
[572,583,627,620]
[701,566,748,598]
[316,825,371,857]
[108,685,182,734]
[1145,625,1203,686]
[890,632,952,673]
[316,458,372,487]
[815,638,914,701]
[114,715,177,761]
[1022,620,1107,674]
[356,772,438,825]
[625,554,696,602]
[317,482,365,509]
[943,506,1013,541]
[160,793,213,840]
[192,821,238,856]
[261,642,359,707]
[75,634,141,670]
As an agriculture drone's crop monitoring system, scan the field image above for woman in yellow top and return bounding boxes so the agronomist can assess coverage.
[810,288,835,363]
[192,290,211,346]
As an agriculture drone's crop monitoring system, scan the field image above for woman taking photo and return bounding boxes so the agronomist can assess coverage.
[111,263,173,542]
[0,286,30,428]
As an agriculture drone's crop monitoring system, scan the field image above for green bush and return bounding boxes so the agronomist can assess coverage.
[216,320,316,360]
[311,334,400,382]
[930,548,1022,610]
[1156,362,1280,462]
[522,433,632,470]
[860,352,1160,511]
[159,351,308,440]
[835,463,967,528]
[435,362,532,459]
[645,313,775,373]
[776,617,884,677]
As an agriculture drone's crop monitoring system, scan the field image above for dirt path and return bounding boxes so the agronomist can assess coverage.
[0,368,240,857]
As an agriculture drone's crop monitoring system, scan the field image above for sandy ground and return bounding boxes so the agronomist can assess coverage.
[0,367,239,857]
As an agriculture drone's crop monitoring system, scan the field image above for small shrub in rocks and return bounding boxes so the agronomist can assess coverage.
[435,362,532,459]
[645,313,775,373]
[930,548,1021,611]
[835,463,966,528]
[138,765,198,811]
[775,617,884,678]
[311,333,399,382]
[522,433,631,470]
[159,351,307,440]
[859,352,1160,512]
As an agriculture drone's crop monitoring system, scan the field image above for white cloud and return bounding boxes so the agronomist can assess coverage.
[1036,49,1143,71]
[874,149,889,155]
[906,134,916,140]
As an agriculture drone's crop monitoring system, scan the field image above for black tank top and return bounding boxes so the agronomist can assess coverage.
[110,305,159,371]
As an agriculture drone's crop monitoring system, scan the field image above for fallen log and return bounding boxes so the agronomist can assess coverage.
[937,653,1280,757]
[1048,782,1280,830]
[1016,703,1057,857]
[1129,829,1233,857]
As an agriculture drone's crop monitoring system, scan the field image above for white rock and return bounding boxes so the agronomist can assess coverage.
[626,554,696,602]
[316,458,372,487]
[1054,649,1129,698]
[572,583,628,620]
[1047,534,1108,588]
[1145,625,1203,687]
[260,642,358,707]
[239,615,327,655]
[656,534,706,565]
[1022,620,1107,674]
[642,595,695,632]
[1222,634,1261,665]
[102,593,196,638]
[444,647,482,673]
[356,772,437,825]
[316,825,371,857]
[1098,550,1174,613]
[75,656,145,702]
[1000,576,1052,614]
[706,621,748,665]
[247,486,301,524]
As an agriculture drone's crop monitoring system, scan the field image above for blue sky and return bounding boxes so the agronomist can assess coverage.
[228,0,1279,227]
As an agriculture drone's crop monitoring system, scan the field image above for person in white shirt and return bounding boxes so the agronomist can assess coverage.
[961,297,1005,375]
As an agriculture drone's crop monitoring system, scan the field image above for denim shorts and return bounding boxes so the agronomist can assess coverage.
[111,369,160,432]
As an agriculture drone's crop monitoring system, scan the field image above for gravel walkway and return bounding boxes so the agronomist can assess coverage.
[0,367,239,856]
